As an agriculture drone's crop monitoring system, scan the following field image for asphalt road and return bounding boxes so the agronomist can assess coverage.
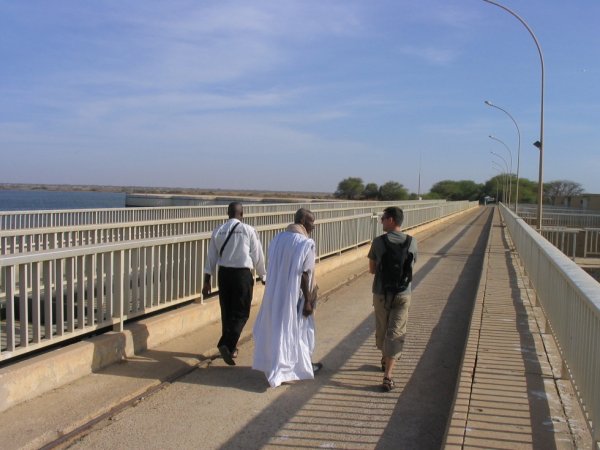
[67,207,492,450]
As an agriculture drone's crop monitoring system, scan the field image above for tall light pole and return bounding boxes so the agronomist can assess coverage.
[418,151,422,199]
[491,164,505,203]
[493,175,499,202]
[489,135,513,209]
[482,0,544,230]
[484,100,521,214]
[491,153,510,203]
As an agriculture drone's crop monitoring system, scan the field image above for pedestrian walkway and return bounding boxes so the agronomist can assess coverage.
[444,208,592,449]
[0,207,592,449]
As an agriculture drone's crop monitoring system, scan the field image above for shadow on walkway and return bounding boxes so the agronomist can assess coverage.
[204,208,495,449]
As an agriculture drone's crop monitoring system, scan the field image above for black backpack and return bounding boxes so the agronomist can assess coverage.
[380,233,413,294]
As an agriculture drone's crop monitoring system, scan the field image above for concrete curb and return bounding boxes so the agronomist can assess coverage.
[442,209,493,447]
[0,298,225,413]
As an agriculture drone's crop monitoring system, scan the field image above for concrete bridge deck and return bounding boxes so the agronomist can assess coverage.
[0,207,592,449]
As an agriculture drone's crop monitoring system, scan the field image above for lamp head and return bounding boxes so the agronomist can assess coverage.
[533,140,542,149]
[484,100,493,106]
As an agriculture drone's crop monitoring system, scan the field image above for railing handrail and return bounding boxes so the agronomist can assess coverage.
[0,200,477,364]
[0,203,443,237]
[0,231,212,266]
[0,199,448,230]
[500,203,600,442]
[517,204,599,214]
[0,203,458,258]
[0,206,468,265]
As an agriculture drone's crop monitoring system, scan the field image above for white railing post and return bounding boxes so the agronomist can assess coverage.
[113,251,124,332]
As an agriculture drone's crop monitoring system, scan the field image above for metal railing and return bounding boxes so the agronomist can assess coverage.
[1,234,206,362]
[500,203,600,443]
[1,203,451,256]
[0,201,477,361]
[0,200,445,231]
[517,204,589,214]
[584,228,600,258]
[520,210,600,229]
[540,227,580,260]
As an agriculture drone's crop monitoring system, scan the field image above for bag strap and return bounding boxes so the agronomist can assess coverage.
[382,233,411,250]
[219,222,241,257]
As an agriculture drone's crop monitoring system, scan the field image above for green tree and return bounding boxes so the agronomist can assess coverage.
[430,180,483,201]
[430,180,458,200]
[363,183,379,200]
[335,177,365,200]
[483,175,505,202]
[483,176,538,204]
[516,178,538,204]
[544,180,584,205]
[423,191,442,200]
[457,180,483,201]
[379,181,409,200]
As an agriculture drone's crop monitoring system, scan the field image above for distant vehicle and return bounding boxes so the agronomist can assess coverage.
[480,195,495,205]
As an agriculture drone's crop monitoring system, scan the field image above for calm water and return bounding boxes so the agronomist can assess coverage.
[0,190,126,211]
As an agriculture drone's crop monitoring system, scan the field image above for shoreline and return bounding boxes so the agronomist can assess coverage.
[0,183,334,200]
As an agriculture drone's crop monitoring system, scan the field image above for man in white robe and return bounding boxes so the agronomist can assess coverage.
[253,208,321,388]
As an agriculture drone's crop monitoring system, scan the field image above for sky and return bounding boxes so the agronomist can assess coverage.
[1,0,599,194]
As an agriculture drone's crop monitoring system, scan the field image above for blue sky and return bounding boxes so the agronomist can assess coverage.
[1,1,599,194]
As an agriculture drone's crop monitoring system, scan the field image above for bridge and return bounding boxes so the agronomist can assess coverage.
[0,201,598,449]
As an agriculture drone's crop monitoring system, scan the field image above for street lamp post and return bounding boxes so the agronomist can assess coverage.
[491,165,505,203]
[484,100,521,214]
[495,177,499,202]
[489,135,513,208]
[482,0,545,230]
[491,154,510,203]
[418,151,422,199]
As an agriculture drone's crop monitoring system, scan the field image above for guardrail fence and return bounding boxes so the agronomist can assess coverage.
[0,199,443,231]
[540,227,579,260]
[500,203,600,443]
[0,202,448,256]
[0,200,477,362]
[584,228,600,258]
[519,208,600,229]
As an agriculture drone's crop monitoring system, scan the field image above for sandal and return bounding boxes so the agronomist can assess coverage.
[312,362,323,374]
[382,376,395,392]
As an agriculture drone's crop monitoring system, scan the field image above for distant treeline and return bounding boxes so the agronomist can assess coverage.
[333,177,585,203]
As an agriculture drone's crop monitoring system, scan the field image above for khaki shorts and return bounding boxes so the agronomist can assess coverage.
[373,291,411,359]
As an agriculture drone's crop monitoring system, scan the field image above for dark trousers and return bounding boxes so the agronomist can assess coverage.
[217,267,254,352]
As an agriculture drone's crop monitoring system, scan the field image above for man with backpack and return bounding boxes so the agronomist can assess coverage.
[368,206,417,392]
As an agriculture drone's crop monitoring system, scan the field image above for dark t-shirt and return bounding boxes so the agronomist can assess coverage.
[368,231,418,295]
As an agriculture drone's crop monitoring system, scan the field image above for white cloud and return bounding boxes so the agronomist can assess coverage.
[72,88,296,121]
[397,45,460,65]
[399,0,483,29]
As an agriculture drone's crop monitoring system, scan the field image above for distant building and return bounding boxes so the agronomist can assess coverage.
[553,193,600,211]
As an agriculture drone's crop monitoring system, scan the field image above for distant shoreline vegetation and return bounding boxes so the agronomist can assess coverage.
[0,183,334,200]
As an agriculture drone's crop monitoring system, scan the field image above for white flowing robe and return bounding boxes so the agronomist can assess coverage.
[252,231,316,387]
